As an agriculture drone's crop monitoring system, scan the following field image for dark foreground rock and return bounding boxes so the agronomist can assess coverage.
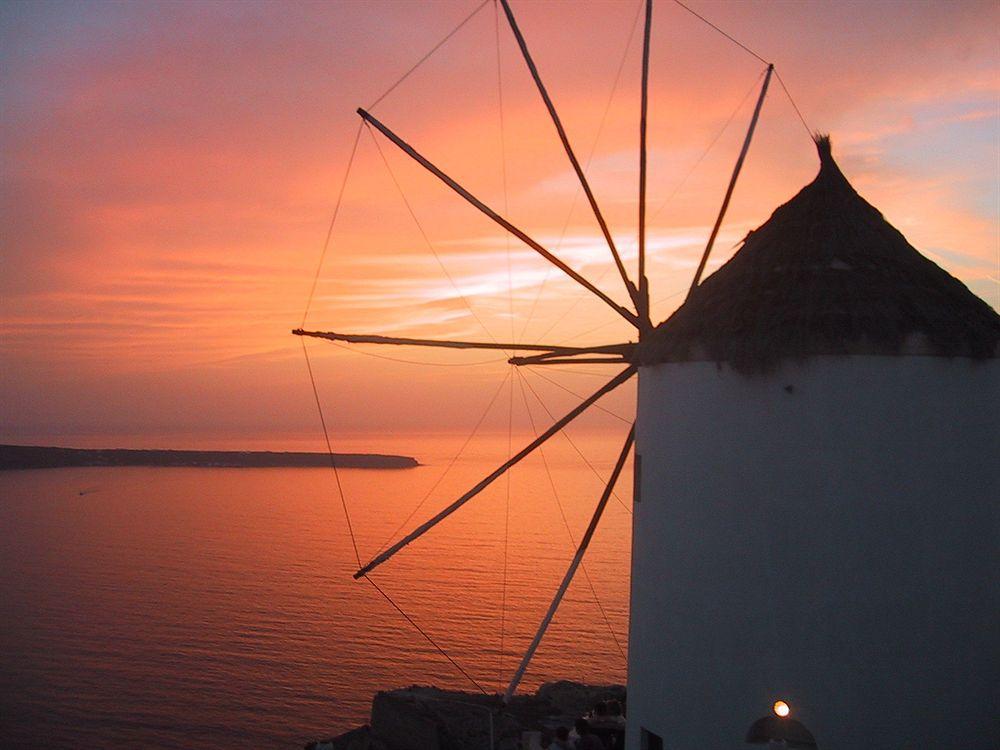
[306,681,625,750]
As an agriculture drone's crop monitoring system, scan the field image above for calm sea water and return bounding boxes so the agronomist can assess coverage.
[0,432,632,748]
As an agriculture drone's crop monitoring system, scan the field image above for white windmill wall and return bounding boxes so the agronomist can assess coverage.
[625,355,999,749]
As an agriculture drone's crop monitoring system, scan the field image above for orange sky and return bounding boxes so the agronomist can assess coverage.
[2,0,997,447]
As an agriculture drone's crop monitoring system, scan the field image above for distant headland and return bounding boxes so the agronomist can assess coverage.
[0,445,419,471]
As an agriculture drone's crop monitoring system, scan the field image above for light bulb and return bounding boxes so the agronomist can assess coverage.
[773,700,790,718]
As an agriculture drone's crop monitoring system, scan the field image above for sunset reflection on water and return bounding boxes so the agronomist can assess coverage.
[0,431,632,748]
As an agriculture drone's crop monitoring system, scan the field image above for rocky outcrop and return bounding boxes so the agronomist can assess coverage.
[307,681,626,750]
[533,681,625,720]
[306,725,376,750]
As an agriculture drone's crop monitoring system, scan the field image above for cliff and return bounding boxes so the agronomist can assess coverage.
[306,681,626,750]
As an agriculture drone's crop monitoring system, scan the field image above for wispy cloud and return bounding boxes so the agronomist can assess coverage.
[2,0,997,439]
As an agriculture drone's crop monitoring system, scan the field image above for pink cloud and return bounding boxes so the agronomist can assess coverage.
[2,0,997,443]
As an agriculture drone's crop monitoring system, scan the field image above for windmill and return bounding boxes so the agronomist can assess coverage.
[294,2,1000,748]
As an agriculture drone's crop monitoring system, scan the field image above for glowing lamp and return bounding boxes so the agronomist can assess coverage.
[746,701,815,746]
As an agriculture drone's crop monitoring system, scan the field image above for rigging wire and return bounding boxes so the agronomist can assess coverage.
[305,319,490,701]
[301,122,364,328]
[494,0,515,345]
[298,72,503,702]
[365,123,509,355]
[498,366,514,691]
[303,342,493,694]
[515,369,627,661]
[366,575,489,694]
[301,338,362,569]
[533,67,756,342]
[374,369,514,556]
[519,369,632,515]
[774,68,813,138]
[669,0,767,65]
[550,306,637,345]
[299,0,825,701]
[552,285,686,346]
[305,325,501,697]
[535,67,762,343]
[324,340,506,367]
[647,66,766,226]
[531,264,621,346]
[519,0,646,344]
[368,0,492,111]
[526,368,632,424]
[668,0,812,137]
[496,13,515,690]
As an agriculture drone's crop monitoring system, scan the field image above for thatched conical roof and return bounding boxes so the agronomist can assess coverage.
[638,136,1000,373]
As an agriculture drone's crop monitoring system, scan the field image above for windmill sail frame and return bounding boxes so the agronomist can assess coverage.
[299,0,785,701]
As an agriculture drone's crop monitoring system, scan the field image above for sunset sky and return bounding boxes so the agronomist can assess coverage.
[2,0,997,448]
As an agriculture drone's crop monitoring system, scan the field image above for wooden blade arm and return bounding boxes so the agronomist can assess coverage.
[499,0,640,313]
[688,63,773,297]
[353,366,637,579]
[504,423,635,701]
[293,328,633,357]
[357,109,640,329]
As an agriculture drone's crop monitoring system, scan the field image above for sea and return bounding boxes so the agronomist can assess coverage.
[0,431,632,748]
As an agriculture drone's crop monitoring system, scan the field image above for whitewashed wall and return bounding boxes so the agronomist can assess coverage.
[626,356,999,749]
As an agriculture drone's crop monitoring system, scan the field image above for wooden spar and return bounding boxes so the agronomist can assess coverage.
[292,328,633,357]
[506,345,634,363]
[637,0,653,332]
[511,357,630,366]
[510,349,596,362]
[507,352,634,367]
[497,0,640,314]
[358,109,640,329]
[504,423,635,701]
[687,63,773,298]
[353,366,637,579]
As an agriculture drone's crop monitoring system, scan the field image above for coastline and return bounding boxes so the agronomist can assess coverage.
[0,444,419,471]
